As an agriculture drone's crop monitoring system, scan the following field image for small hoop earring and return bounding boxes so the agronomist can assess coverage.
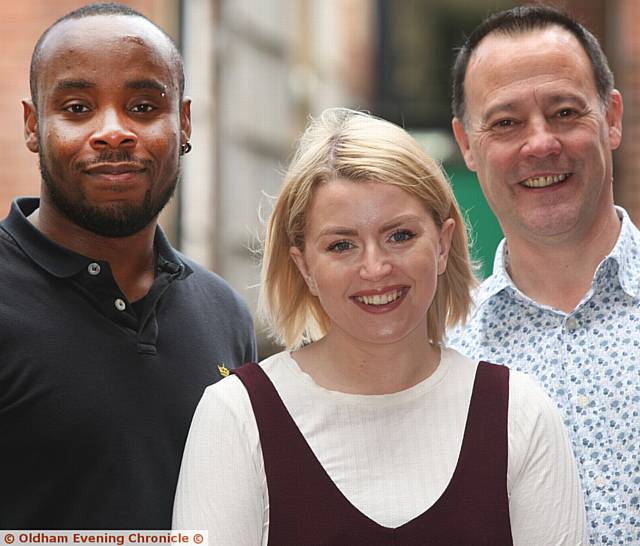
[180,142,192,155]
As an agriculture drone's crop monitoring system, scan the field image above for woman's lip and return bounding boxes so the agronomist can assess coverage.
[350,287,409,314]
[350,285,408,298]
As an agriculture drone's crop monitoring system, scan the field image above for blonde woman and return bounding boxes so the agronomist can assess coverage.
[173,109,586,545]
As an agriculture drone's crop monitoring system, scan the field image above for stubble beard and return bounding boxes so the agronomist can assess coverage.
[38,149,179,238]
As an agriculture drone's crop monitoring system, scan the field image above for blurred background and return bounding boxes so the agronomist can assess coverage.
[2,0,639,355]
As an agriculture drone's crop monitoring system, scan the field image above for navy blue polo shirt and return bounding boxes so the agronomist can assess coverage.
[0,198,256,529]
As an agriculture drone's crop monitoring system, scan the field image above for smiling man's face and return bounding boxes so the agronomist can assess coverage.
[24,14,191,237]
[452,25,622,246]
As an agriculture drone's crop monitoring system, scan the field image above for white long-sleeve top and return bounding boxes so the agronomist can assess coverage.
[173,347,586,545]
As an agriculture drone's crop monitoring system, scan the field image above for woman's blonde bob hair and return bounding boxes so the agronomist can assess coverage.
[259,108,476,349]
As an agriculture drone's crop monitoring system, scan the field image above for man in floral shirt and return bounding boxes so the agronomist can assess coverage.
[448,5,638,544]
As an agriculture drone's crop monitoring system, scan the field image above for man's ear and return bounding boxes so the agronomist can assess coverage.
[23,99,39,154]
[180,97,192,146]
[606,90,623,151]
[289,246,318,296]
[452,117,476,171]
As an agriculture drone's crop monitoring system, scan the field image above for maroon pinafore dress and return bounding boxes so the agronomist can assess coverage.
[232,361,513,545]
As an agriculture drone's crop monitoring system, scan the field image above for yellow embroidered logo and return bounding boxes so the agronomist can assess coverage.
[217,363,230,377]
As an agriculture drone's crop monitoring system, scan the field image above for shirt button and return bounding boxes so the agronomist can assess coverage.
[114,298,126,311]
[566,316,579,332]
[595,476,607,488]
[87,262,101,276]
[577,395,589,407]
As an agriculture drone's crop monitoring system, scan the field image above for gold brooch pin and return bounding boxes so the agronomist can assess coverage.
[217,363,230,377]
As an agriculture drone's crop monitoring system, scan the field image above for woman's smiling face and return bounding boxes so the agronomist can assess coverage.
[290,179,454,347]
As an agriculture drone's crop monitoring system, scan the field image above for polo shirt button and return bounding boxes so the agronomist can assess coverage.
[566,316,579,332]
[577,395,589,407]
[595,476,607,488]
[88,262,101,276]
[114,298,126,311]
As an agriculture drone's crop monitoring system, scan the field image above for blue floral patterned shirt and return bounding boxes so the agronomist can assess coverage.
[448,207,640,545]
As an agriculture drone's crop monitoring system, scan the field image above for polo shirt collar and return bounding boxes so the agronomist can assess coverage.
[2,197,191,280]
[476,205,640,307]
[154,223,193,280]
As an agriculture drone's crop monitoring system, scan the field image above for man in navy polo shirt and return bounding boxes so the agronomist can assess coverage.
[0,2,256,529]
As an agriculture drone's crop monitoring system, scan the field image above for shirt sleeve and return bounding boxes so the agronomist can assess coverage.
[507,371,587,545]
[172,376,268,546]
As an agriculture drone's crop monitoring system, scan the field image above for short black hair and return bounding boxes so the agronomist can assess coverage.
[451,4,614,123]
[30,2,185,109]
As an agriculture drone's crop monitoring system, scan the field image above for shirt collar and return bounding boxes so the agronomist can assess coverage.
[473,237,512,307]
[603,206,640,299]
[475,206,640,306]
[1,197,192,280]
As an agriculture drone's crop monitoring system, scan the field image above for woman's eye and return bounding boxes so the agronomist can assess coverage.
[390,230,415,243]
[327,240,354,252]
